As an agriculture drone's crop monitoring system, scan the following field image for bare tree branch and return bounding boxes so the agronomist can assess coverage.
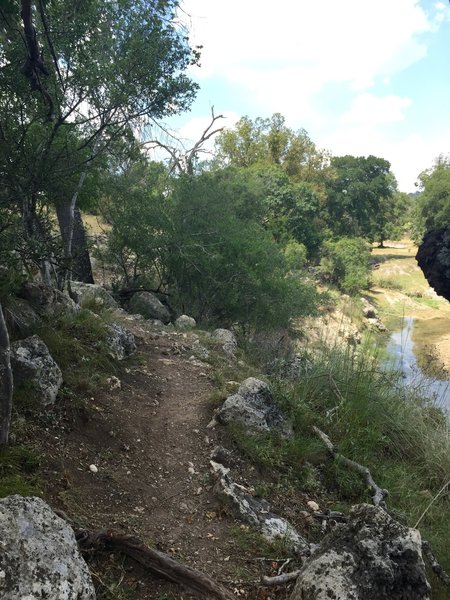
[0,303,13,447]
[312,426,388,508]
[20,0,54,119]
[143,107,225,175]
[260,570,301,587]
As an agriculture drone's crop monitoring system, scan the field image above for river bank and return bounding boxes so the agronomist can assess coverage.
[368,239,450,380]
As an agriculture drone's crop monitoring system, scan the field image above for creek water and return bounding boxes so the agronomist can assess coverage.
[385,316,450,412]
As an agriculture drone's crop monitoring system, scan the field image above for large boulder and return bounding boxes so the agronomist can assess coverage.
[129,291,170,324]
[0,495,96,599]
[416,227,450,301]
[71,281,118,309]
[212,328,237,355]
[175,314,196,330]
[18,282,80,318]
[290,504,431,600]
[105,322,136,360]
[216,377,292,437]
[11,335,62,406]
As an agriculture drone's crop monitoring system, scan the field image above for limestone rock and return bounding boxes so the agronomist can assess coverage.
[4,297,40,336]
[11,335,62,406]
[416,227,450,301]
[211,461,308,554]
[290,504,431,600]
[175,315,196,329]
[18,282,80,318]
[210,445,234,467]
[106,322,136,360]
[0,495,96,599]
[367,317,387,332]
[217,377,292,437]
[212,328,237,355]
[268,355,310,380]
[129,291,171,324]
[71,281,118,309]
[191,339,210,359]
[361,297,378,319]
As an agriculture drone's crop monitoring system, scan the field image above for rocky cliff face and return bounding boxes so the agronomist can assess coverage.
[416,227,450,301]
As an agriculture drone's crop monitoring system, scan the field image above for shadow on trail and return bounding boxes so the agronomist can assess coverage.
[371,253,415,265]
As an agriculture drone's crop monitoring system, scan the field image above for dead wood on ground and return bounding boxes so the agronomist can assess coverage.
[75,528,235,599]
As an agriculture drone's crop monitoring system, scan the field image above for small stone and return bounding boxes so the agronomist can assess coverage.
[89,464,98,473]
[307,500,320,512]
[107,376,121,390]
[188,467,196,475]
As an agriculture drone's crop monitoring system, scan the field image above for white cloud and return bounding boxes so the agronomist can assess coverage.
[176,0,449,191]
[182,0,431,112]
[340,93,412,126]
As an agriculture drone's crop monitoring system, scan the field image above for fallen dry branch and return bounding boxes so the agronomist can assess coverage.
[422,540,450,587]
[75,529,235,600]
[312,426,388,508]
[260,570,301,587]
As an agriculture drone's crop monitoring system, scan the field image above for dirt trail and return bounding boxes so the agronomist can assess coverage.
[36,317,286,599]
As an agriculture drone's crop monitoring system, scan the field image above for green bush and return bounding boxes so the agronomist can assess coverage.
[284,240,308,271]
[167,171,320,329]
[319,237,371,294]
[102,165,320,329]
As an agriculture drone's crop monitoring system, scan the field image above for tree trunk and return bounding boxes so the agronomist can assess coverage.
[0,303,13,447]
[56,202,94,285]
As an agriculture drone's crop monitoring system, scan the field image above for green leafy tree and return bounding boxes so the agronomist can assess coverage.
[0,0,199,284]
[166,170,319,328]
[103,164,319,328]
[248,165,325,258]
[413,155,450,241]
[214,113,329,186]
[319,237,371,294]
[325,155,396,245]
[101,161,171,288]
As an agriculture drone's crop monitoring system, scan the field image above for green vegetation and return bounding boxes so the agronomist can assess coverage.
[219,337,450,595]
[231,523,293,558]
[413,155,450,241]
[0,446,41,498]
[325,155,395,245]
[37,309,116,399]
[319,237,371,293]
[102,165,321,328]
[0,3,449,597]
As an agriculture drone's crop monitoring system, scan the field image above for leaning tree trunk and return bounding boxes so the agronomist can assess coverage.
[0,302,13,447]
[56,202,94,286]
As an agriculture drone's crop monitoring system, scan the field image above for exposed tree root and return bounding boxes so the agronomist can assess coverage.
[75,528,235,600]
[422,540,450,587]
[312,426,388,508]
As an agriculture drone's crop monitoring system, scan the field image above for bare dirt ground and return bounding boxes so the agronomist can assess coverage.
[33,317,309,599]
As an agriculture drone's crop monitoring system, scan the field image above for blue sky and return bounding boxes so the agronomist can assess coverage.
[165,0,450,192]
